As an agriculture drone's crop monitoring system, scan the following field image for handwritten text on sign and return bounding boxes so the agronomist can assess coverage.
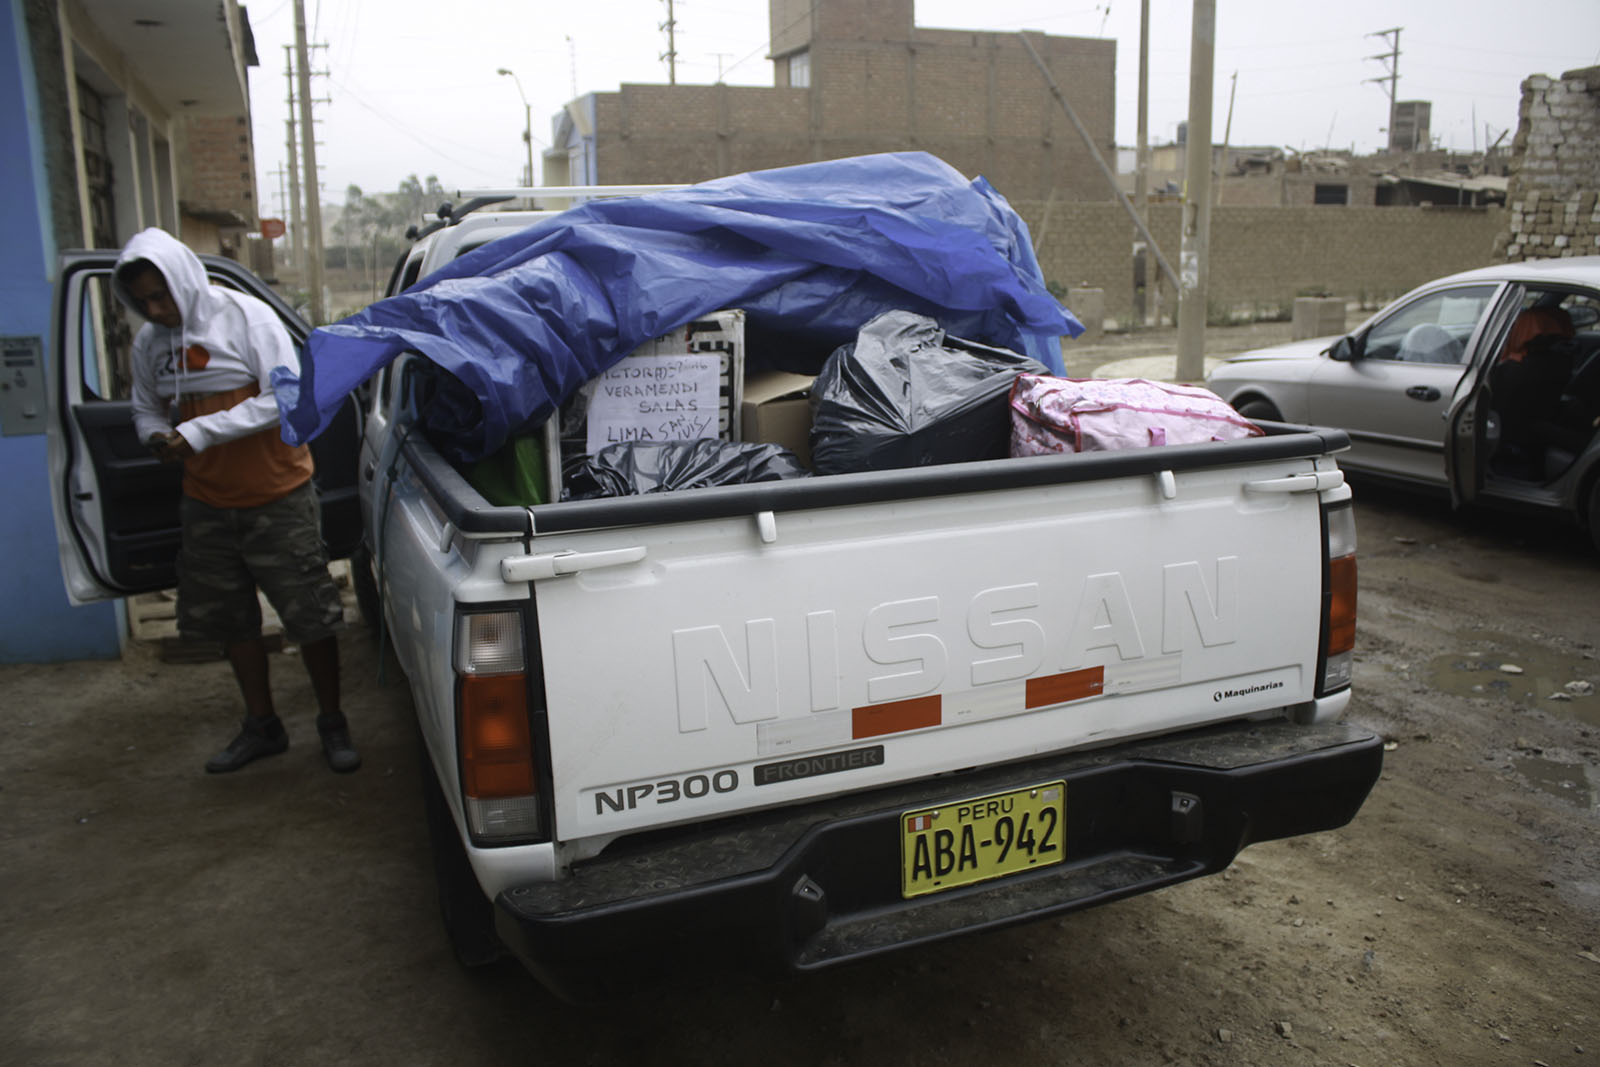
[586,353,720,454]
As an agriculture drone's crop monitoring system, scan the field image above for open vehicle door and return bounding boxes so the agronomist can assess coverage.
[1444,288,1525,508]
[46,251,363,604]
[1443,363,1489,508]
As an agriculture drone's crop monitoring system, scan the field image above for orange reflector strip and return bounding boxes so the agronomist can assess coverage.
[460,673,535,798]
[852,695,942,739]
[1025,666,1106,709]
[1327,553,1357,656]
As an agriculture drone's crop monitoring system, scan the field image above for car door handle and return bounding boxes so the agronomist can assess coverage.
[1406,386,1441,401]
[363,461,375,480]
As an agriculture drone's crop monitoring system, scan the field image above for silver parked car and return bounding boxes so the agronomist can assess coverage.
[1207,257,1600,548]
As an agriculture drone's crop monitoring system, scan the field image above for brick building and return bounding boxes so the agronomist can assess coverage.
[543,0,1116,203]
[179,114,263,259]
[1497,66,1600,262]
[17,0,263,259]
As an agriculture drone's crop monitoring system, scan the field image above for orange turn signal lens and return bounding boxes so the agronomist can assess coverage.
[459,673,534,798]
[1327,553,1357,657]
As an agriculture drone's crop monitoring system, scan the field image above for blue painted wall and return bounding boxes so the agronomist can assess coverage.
[1,0,121,662]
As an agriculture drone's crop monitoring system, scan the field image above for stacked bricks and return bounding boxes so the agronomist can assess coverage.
[1497,66,1600,262]
[179,114,257,225]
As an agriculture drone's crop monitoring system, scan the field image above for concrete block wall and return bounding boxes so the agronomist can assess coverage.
[1017,201,1505,324]
[770,0,813,58]
[815,0,913,41]
[1292,297,1347,340]
[1497,66,1600,261]
[595,84,813,185]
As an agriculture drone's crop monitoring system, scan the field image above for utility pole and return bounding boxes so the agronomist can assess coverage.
[1217,70,1236,206]
[282,48,305,283]
[497,68,536,195]
[1364,28,1401,151]
[1134,0,1151,327]
[1175,0,1216,383]
[294,0,326,323]
[660,0,678,86]
[269,165,288,230]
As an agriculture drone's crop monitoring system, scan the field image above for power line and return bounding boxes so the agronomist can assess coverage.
[1405,38,1599,62]
[324,76,509,180]
[722,1,814,80]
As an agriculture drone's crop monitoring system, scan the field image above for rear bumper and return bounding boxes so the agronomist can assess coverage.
[495,718,1382,1001]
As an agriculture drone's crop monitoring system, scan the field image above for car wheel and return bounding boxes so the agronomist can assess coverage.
[1235,398,1284,423]
[421,758,505,967]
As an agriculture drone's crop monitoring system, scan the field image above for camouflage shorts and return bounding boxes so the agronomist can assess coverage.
[177,481,344,646]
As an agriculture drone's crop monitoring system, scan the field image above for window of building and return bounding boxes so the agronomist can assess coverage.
[789,50,810,89]
[1314,183,1349,206]
[77,80,118,247]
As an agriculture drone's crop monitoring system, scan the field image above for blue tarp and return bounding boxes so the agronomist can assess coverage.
[273,152,1082,463]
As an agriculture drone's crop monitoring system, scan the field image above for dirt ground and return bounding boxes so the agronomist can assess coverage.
[3,323,1598,1065]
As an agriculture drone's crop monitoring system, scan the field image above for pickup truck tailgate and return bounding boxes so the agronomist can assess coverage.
[527,451,1331,844]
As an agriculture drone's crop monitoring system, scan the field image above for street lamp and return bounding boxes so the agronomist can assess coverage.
[496,67,535,193]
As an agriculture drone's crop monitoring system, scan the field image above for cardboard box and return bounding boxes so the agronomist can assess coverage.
[546,311,748,496]
[565,310,746,451]
[741,369,815,468]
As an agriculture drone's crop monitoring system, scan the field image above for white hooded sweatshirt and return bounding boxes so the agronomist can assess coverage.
[116,228,300,453]
[115,228,313,508]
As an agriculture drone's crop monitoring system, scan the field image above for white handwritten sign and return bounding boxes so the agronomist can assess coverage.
[585,353,721,454]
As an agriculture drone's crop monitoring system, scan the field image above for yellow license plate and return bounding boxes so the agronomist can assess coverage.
[900,781,1066,898]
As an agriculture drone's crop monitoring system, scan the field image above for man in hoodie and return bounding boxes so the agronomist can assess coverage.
[114,228,359,774]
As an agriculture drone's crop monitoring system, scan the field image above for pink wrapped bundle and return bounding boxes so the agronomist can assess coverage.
[1009,374,1262,456]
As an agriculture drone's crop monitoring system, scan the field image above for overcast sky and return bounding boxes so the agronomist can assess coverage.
[243,0,1600,218]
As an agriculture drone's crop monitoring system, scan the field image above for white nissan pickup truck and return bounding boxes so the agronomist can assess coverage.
[49,208,1378,1002]
[340,206,1380,1000]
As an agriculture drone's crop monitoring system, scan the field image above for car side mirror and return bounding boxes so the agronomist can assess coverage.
[1327,336,1357,362]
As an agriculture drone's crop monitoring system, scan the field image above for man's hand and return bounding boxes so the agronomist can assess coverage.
[146,431,194,463]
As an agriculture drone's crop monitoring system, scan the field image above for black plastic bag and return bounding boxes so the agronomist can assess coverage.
[563,439,811,500]
[809,310,1047,475]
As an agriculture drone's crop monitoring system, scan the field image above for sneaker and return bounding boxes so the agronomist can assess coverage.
[317,712,362,773]
[205,715,289,774]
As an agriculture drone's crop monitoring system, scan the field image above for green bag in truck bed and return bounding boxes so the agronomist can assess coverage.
[465,434,550,506]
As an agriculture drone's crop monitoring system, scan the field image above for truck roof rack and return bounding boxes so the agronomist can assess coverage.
[454,185,690,199]
[403,195,518,241]
[403,186,690,242]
